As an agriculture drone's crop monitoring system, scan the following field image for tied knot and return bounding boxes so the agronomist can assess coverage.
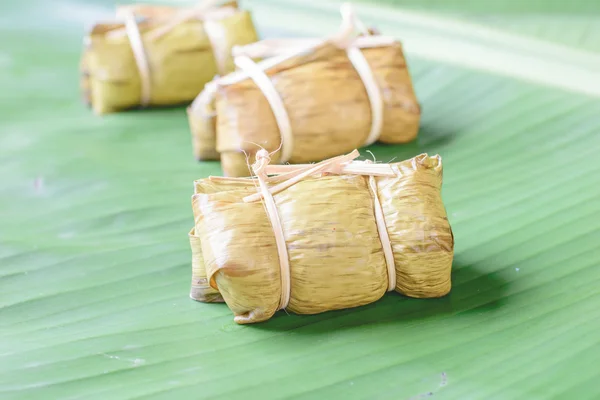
[252,149,272,177]
[255,149,271,162]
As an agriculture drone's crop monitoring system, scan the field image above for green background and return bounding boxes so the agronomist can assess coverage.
[1,0,599,398]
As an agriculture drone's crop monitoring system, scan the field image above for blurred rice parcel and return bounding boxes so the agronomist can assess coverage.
[188,4,421,176]
[189,150,454,324]
[80,1,258,114]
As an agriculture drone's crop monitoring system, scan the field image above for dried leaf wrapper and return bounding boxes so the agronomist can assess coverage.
[189,151,453,324]
[188,5,420,176]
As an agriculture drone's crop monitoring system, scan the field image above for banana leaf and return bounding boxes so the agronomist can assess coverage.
[1,0,599,399]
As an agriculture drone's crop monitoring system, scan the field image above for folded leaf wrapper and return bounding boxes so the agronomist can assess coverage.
[188,6,420,176]
[189,151,453,324]
[80,1,258,114]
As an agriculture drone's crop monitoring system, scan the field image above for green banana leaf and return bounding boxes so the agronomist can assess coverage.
[2,0,600,399]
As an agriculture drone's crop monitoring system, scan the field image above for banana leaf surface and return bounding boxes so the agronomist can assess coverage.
[1,0,599,399]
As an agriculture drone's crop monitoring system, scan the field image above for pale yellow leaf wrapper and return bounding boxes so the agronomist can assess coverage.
[189,153,453,324]
[80,3,258,115]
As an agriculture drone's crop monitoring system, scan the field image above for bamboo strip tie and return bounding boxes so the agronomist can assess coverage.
[234,55,295,164]
[121,10,152,106]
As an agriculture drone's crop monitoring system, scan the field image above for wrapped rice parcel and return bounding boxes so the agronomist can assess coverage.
[80,0,258,114]
[189,150,453,324]
[188,4,421,176]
